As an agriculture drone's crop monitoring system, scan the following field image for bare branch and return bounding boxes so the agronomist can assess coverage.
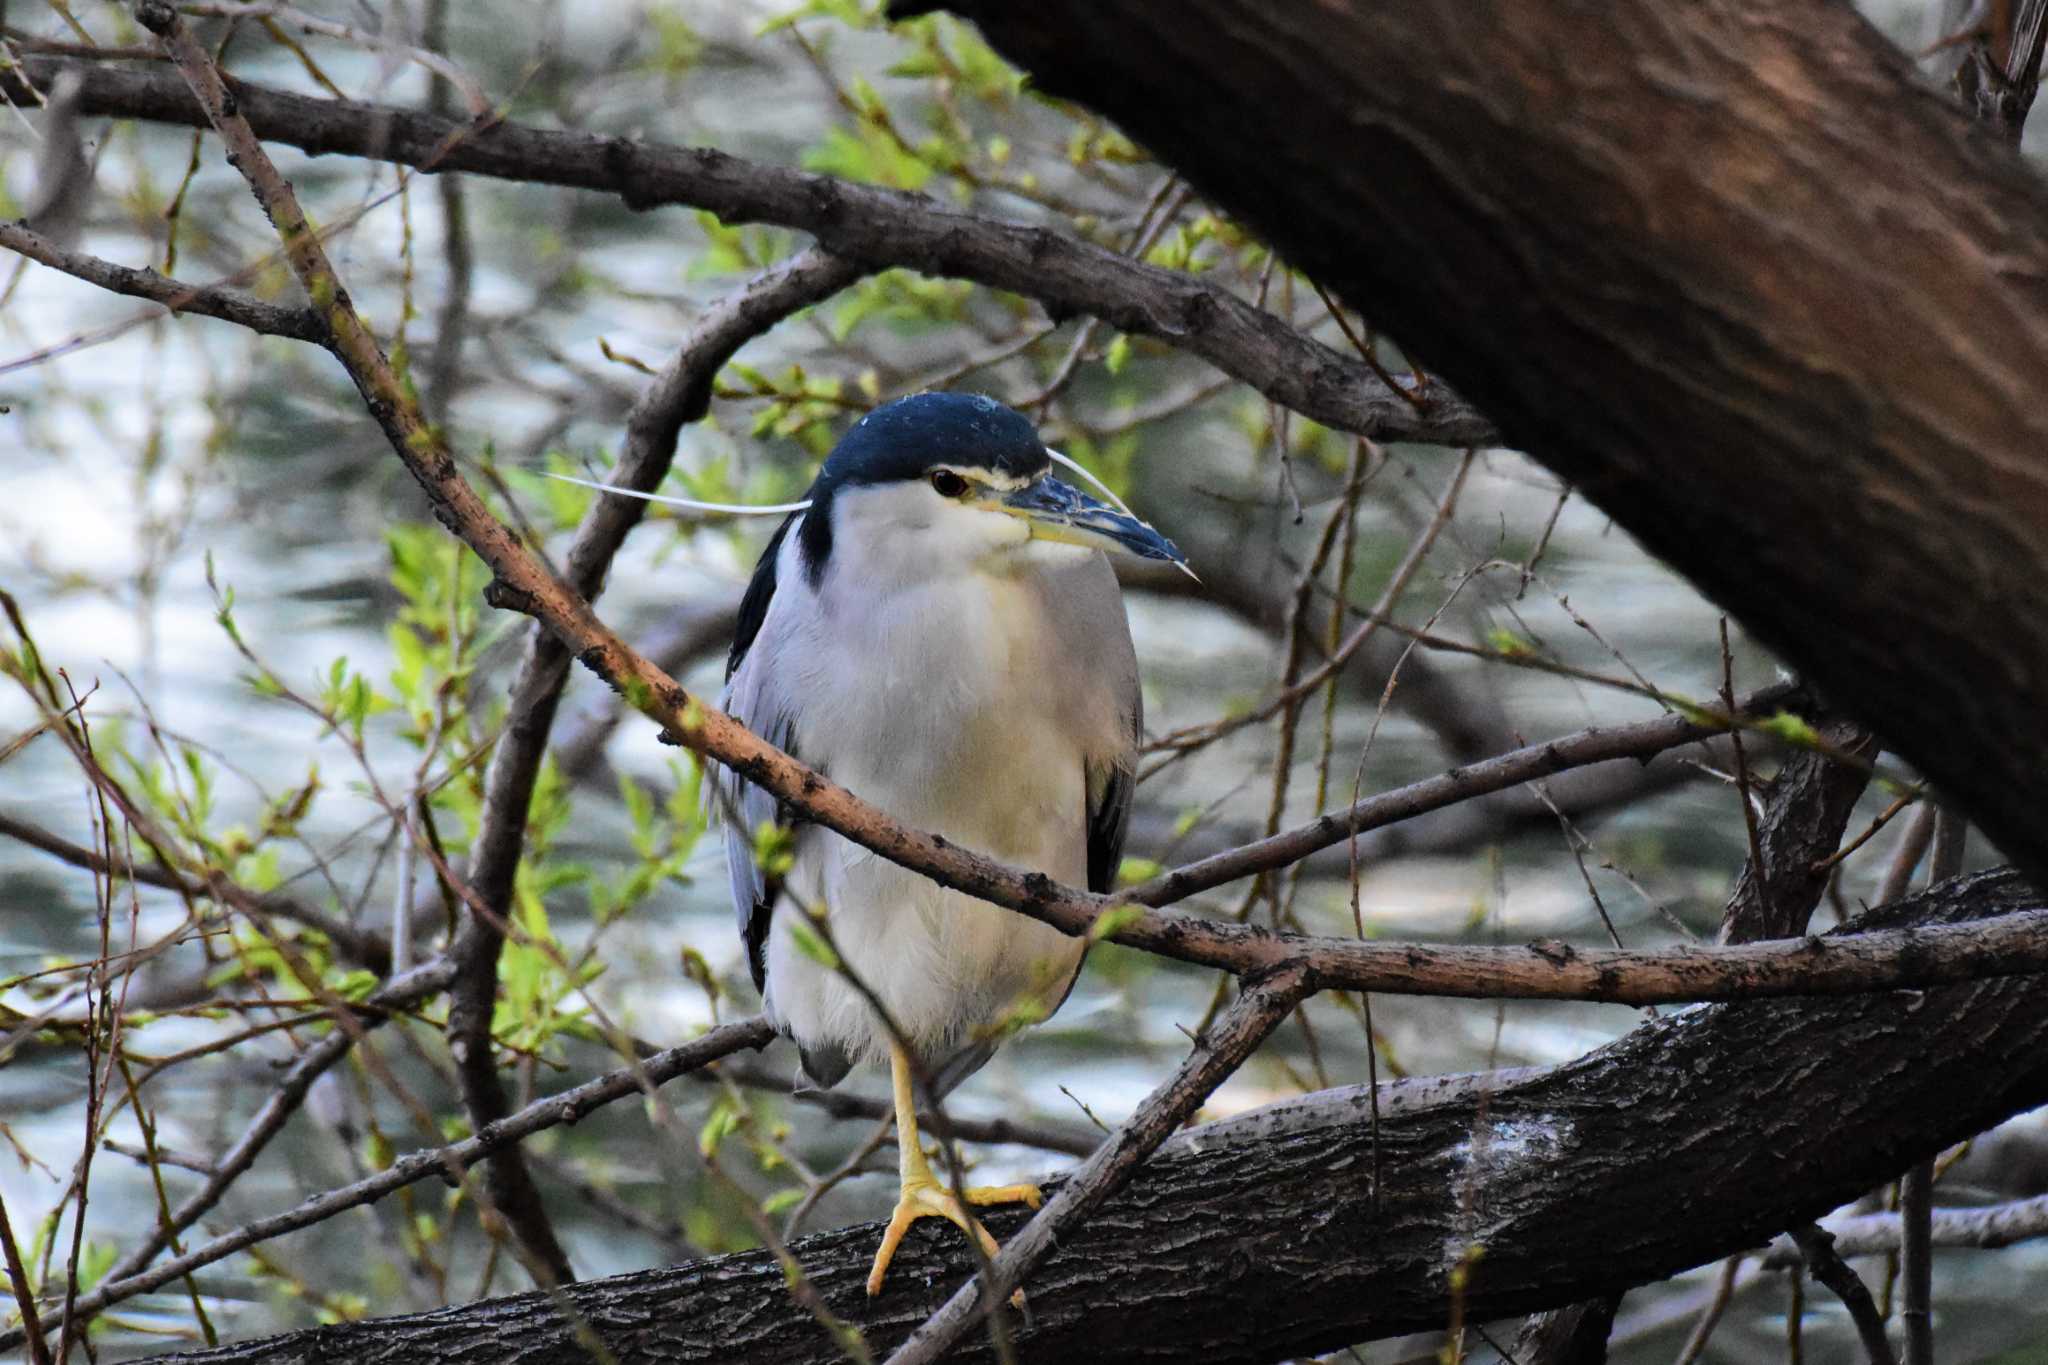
[1786,1224,1897,1365]
[0,810,396,972]
[0,219,326,345]
[1765,1193,2048,1264]
[1717,712,1879,943]
[81,952,459,1330]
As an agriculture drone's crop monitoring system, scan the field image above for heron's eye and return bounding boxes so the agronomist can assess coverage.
[929,469,970,499]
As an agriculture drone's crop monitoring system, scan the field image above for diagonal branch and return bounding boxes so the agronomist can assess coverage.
[1787,1224,1897,1365]
[78,952,459,1330]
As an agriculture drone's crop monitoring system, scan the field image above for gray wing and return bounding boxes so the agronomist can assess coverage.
[720,514,804,995]
[1022,555,1144,1062]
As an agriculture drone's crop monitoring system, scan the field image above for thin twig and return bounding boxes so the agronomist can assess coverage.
[1672,1255,1743,1365]
[1763,1192,2048,1263]
[1902,808,1967,1365]
[24,1018,774,1336]
[0,1189,53,1365]
[0,219,325,343]
[1787,1223,1898,1365]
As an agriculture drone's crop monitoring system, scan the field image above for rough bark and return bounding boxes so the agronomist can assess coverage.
[1719,714,1880,942]
[923,0,2048,883]
[139,869,2048,1365]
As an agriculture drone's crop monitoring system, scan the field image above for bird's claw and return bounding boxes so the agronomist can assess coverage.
[864,1177,1040,1299]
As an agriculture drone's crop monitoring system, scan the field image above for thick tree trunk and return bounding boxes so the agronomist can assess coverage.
[922,0,2048,879]
[143,871,2048,1365]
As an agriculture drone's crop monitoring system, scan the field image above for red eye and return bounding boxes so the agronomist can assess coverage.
[929,470,970,498]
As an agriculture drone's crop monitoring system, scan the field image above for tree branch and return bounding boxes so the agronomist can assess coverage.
[123,871,2048,1365]
[1717,712,1879,943]
[53,952,459,1347]
[0,809,395,972]
[1786,1224,1897,1365]
[883,965,1313,1364]
[1765,1193,2048,1264]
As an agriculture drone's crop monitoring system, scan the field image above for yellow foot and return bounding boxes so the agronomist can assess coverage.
[961,1182,1043,1210]
[864,1179,1043,1297]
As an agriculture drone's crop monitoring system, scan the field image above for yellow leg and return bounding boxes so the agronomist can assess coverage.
[864,1042,1043,1297]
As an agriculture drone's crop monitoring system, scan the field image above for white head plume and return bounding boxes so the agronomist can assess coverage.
[544,472,811,515]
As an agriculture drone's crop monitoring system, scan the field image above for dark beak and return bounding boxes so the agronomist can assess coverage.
[997,475,1190,570]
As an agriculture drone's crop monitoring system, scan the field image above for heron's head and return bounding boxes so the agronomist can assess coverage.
[796,392,1187,586]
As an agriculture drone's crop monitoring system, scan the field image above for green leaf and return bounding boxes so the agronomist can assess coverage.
[753,821,797,878]
[1104,333,1132,376]
[785,915,839,969]
[1114,856,1161,887]
[699,1096,741,1157]
[1758,711,1821,748]
[1087,903,1147,943]
[1484,627,1538,659]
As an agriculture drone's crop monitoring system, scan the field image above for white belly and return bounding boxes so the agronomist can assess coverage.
[763,824,1087,1073]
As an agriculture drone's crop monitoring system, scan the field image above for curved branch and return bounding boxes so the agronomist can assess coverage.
[0,220,325,344]
[443,245,864,1285]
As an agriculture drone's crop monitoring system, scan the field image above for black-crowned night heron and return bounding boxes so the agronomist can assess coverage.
[715,392,1187,1295]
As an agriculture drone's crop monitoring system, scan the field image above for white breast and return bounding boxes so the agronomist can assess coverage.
[746,508,1131,1074]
